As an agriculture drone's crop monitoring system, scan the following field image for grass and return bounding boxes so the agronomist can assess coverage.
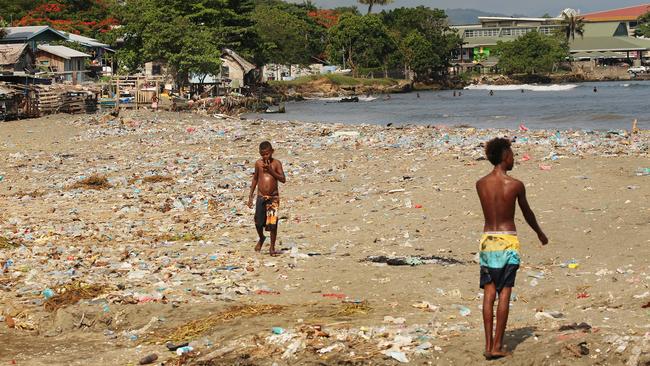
[69,174,112,190]
[44,281,108,312]
[146,304,285,344]
[0,236,18,249]
[269,74,399,87]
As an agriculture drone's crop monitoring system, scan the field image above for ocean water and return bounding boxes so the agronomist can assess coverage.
[245,80,650,130]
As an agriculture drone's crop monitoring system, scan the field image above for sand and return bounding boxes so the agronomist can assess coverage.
[0,111,649,365]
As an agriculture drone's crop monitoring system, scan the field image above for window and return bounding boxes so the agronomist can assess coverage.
[152,64,161,75]
[221,65,230,78]
[464,29,500,38]
[538,27,553,35]
[40,60,50,66]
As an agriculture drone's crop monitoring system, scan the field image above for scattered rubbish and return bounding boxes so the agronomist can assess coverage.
[576,292,590,299]
[166,342,189,352]
[559,322,592,332]
[272,327,285,335]
[539,164,552,171]
[322,293,346,299]
[565,341,590,357]
[176,346,194,355]
[635,167,650,176]
[454,304,471,316]
[535,310,564,320]
[383,316,406,325]
[642,302,650,309]
[411,301,439,312]
[363,255,464,266]
[388,351,409,363]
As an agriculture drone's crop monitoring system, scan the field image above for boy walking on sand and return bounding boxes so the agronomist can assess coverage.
[247,141,286,256]
[476,137,548,360]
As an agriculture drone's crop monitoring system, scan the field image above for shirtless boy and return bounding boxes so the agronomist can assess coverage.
[247,141,286,256]
[476,137,548,360]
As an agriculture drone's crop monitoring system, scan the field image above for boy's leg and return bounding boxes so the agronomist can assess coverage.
[491,287,513,357]
[482,282,497,357]
[269,226,277,256]
[255,225,265,252]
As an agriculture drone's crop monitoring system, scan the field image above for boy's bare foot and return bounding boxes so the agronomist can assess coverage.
[487,349,512,360]
[269,246,277,256]
[255,236,265,252]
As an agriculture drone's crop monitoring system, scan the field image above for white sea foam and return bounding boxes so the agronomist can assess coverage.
[306,96,378,102]
[464,84,578,91]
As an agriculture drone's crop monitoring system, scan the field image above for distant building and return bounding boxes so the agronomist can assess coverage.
[62,32,116,69]
[36,45,91,84]
[221,48,256,90]
[451,6,650,72]
[0,26,68,51]
[0,44,35,73]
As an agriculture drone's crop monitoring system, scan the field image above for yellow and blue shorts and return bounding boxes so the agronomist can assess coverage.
[479,232,520,291]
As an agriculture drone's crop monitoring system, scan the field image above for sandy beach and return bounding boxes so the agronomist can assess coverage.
[0,111,649,365]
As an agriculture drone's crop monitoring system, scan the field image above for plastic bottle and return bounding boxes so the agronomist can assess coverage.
[176,346,193,355]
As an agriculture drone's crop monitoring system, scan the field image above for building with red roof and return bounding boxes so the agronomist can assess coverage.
[582,4,650,22]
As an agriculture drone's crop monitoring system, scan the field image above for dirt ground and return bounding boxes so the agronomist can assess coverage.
[0,111,649,365]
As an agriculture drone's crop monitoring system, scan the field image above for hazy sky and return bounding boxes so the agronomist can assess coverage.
[299,0,647,17]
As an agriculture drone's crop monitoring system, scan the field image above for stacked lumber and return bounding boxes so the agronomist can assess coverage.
[37,89,62,115]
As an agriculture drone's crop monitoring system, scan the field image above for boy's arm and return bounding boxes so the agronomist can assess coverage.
[517,182,548,245]
[247,163,258,208]
[269,160,286,184]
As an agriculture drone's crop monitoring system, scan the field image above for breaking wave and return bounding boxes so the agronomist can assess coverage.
[464,84,578,91]
[305,96,378,102]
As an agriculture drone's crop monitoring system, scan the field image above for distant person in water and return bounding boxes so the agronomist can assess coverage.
[489,90,494,96]
[417,92,420,98]
[521,89,525,93]
[593,87,598,93]
[476,138,548,360]
[453,91,457,97]
[383,94,391,101]
[458,91,462,96]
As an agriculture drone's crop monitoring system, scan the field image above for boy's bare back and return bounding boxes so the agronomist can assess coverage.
[476,173,523,233]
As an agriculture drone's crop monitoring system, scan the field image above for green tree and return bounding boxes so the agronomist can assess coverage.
[401,31,440,81]
[357,0,393,15]
[560,9,584,40]
[0,0,37,23]
[252,2,325,65]
[495,31,568,75]
[382,7,462,80]
[326,14,396,75]
[636,11,650,37]
[112,0,222,86]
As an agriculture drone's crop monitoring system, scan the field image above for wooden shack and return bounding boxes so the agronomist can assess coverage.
[0,44,35,73]
[36,45,91,84]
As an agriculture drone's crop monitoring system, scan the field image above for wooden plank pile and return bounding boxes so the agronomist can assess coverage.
[37,89,63,115]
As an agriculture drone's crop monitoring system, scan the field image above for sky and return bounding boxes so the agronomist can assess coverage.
[299,0,648,17]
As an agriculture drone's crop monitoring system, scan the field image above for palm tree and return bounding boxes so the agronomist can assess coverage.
[561,8,585,41]
[357,0,393,15]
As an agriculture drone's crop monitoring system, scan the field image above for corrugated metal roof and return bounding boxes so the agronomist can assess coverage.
[2,26,67,41]
[64,32,110,49]
[37,45,91,59]
[0,44,29,65]
[569,36,650,52]
[583,4,650,22]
